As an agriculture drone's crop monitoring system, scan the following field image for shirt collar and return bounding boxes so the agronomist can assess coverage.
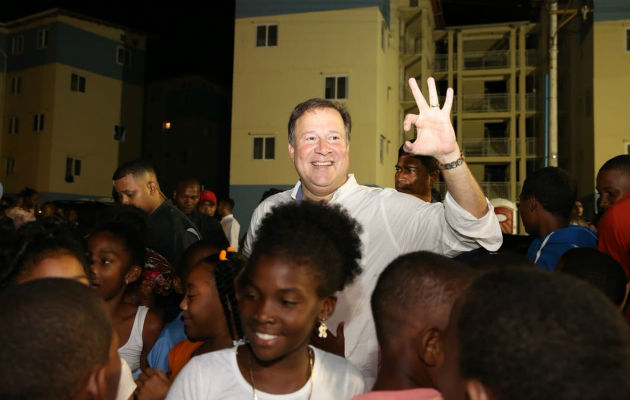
[290,174,358,201]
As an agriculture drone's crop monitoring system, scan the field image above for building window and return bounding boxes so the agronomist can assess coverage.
[11,35,24,55]
[71,73,86,92]
[65,157,82,183]
[11,76,22,94]
[116,47,131,66]
[37,29,49,49]
[114,125,127,142]
[256,25,278,47]
[5,158,15,176]
[324,75,348,99]
[33,114,44,132]
[253,136,275,160]
[8,117,19,135]
[626,28,630,52]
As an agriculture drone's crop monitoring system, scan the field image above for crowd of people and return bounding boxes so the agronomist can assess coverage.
[0,77,628,400]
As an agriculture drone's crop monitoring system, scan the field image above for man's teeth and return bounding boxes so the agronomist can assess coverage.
[312,161,333,166]
[256,332,278,340]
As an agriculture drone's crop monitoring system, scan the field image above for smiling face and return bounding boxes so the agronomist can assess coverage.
[288,107,350,201]
[596,168,630,212]
[238,254,334,364]
[180,263,226,341]
[88,231,137,301]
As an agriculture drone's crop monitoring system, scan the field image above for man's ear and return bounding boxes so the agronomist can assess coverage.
[288,142,295,162]
[81,366,107,400]
[466,379,491,400]
[319,295,337,320]
[429,170,440,186]
[418,327,444,368]
[125,265,142,285]
[147,181,158,195]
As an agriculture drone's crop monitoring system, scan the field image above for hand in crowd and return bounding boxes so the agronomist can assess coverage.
[136,367,170,400]
[403,77,459,162]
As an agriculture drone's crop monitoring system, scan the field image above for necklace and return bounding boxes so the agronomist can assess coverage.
[248,347,315,400]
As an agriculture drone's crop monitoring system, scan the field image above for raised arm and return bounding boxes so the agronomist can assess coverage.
[403,77,488,218]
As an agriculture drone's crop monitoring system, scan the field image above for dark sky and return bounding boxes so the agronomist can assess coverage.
[3,1,539,84]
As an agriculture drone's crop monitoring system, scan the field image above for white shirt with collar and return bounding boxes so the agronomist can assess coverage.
[221,213,240,251]
[242,174,502,387]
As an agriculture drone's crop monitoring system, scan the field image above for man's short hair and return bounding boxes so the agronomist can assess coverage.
[557,247,627,307]
[397,141,440,174]
[176,178,201,192]
[112,159,157,181]
[456,269,629,400]
[220,198,235,210]
[0,278,113,399]
[287,98,352,144]
[372,251,476,343]
[520,167,577,219]
[599,154,630,176]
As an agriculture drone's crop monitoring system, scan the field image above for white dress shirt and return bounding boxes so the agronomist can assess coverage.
[242,174,502,387]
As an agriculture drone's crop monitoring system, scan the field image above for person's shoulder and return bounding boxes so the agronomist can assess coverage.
[313,347,364,380]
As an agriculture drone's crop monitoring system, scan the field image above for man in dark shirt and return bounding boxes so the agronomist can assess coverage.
[112,160,199,270]
[173,178,228,249]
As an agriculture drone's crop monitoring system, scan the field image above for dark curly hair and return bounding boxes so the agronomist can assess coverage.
[456,269,629,400]
[520,167,576,219]
[247,201,363,297]
[88,219,146,270]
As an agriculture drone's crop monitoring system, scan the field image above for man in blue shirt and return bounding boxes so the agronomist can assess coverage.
[519,167,597,271]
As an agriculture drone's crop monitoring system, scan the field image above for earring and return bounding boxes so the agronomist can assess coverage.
[318,319,328,338]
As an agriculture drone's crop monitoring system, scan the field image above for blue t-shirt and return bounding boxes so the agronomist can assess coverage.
[147,312,187,373]
[527,225,598,271]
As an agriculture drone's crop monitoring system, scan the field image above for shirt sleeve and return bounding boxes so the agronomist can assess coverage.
[166,358,205,400]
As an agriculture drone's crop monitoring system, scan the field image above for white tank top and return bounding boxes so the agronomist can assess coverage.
[117,305,149,378]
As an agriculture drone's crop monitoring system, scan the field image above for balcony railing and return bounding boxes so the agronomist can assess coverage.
[435,181,511,200]
[516,93,536,111]
[432,49,537,71]
[516,138,537,156]
[463,50,510,70]
[462,138,510,156]
[462,94,510,112]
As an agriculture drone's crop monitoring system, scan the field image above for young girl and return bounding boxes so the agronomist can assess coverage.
[167,201,367,399]
[0,230,90,288]
[136,246,244,400]
[88,220,164,378]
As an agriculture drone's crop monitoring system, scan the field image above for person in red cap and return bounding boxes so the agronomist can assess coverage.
[198,189,217,217]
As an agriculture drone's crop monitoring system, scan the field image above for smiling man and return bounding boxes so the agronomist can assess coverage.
[243,78,502,387]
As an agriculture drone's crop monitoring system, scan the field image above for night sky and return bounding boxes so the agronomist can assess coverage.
[3,0,540,87]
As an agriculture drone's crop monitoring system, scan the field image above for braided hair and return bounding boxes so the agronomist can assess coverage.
[197,249,244,341]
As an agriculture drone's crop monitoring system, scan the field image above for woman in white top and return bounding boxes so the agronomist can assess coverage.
[168,202,367,399]
[88,220,163,378]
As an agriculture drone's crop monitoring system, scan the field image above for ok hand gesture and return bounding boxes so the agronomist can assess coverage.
[403,77,459,162]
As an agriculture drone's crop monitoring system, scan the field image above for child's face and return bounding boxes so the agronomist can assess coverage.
[88,232,133,300]
[180,263,225,341]
[18,252,89,286]
[238,254,333,364]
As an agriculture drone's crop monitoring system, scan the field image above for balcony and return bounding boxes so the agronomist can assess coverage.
[517,49,537,67]
[516,137,537,156]
[462,94,510,113]
[400,35,423,56]
[463,50,510,70]
[516,93,536,111]
[462,138,510,156]
[434,54,449,72]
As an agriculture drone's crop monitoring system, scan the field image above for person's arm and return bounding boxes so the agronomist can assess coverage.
[403,77,488,218]
[141,309,164,372]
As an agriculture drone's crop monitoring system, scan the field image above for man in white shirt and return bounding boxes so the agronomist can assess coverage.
[242,78,502,387]
[218,198,240,251]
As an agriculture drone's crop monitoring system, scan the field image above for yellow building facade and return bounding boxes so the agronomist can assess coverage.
[0,9,145,201]
[556,0,630,215]
[230,0,435,227]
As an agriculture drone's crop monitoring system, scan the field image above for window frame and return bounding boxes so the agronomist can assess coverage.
[33,114,44,133]
[37,28,49,49]
[116,46,131,66]
[8,116,19,135]
[256,24,278,47]
[11,76,22,94]
[324,75,349,100]
[5,158,15,176]
[11,35,24,55]
[71,73,87,92]
[252,135,276,160]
